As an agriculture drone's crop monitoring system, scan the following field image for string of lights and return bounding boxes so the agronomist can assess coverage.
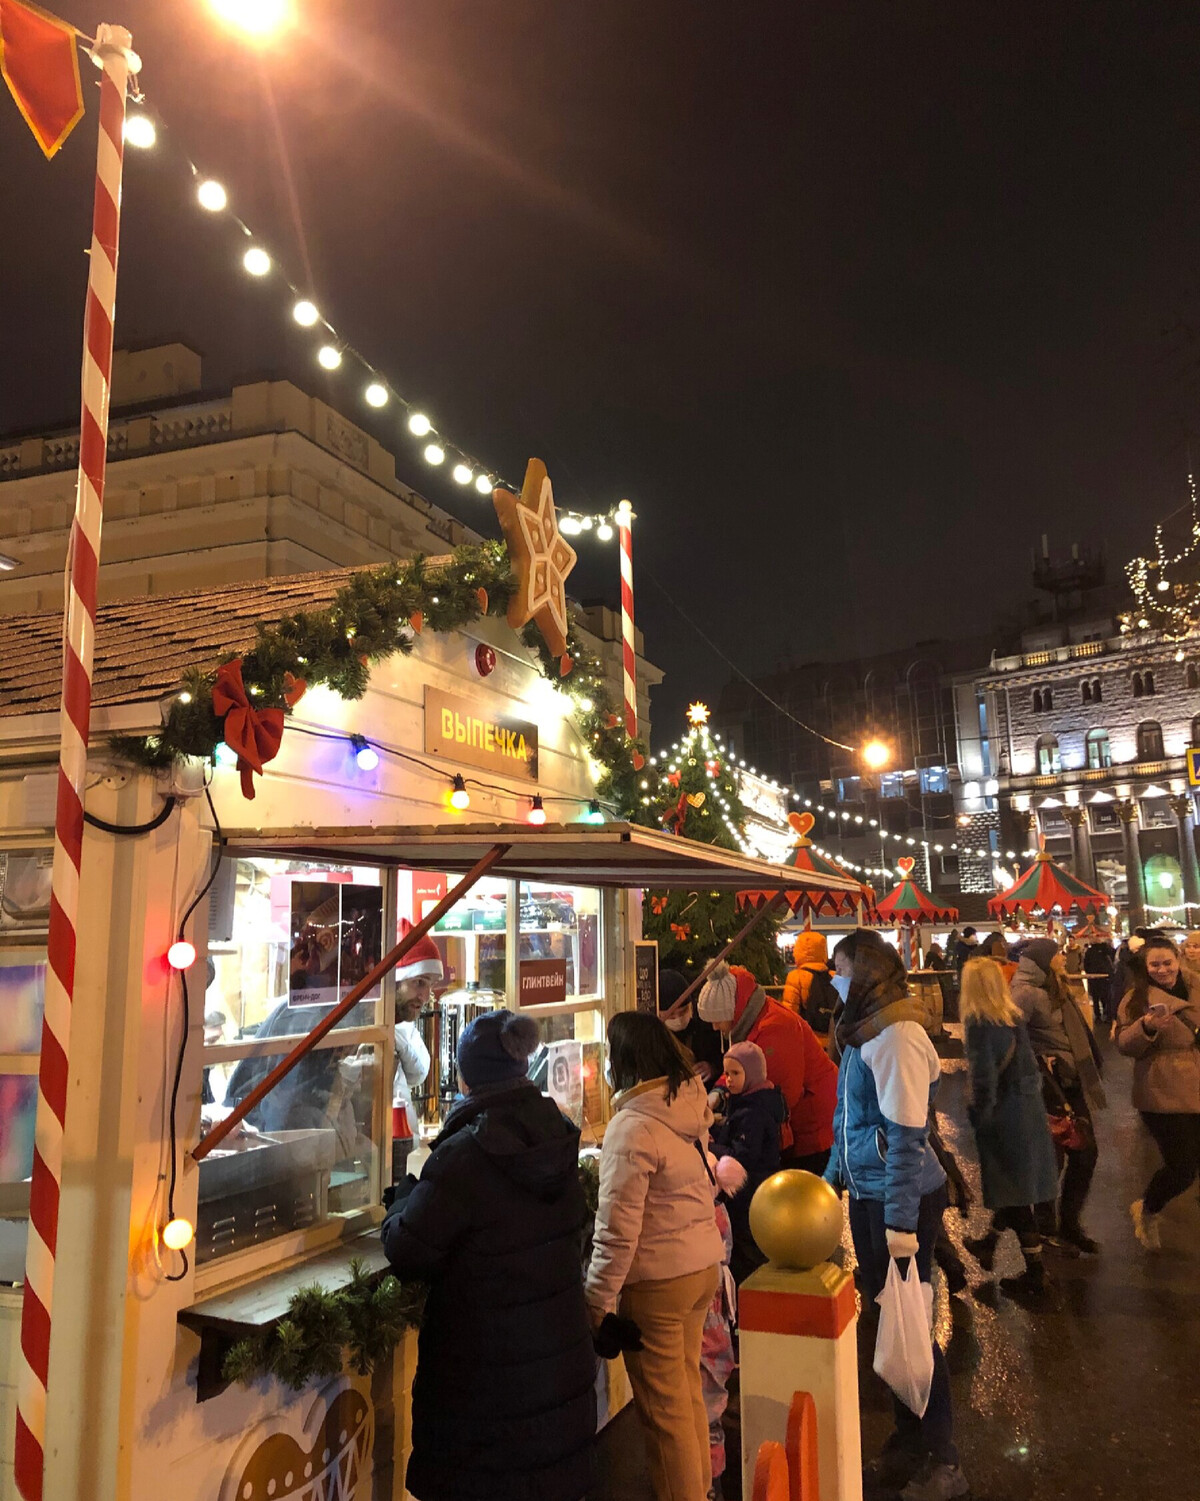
[116,102,622,531]
[1123,474,1200,640]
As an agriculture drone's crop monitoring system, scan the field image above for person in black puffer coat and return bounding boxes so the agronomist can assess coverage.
[381,1009,595,1501]
[710,1041,787,1282]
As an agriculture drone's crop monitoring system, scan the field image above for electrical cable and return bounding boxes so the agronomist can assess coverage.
[163,786,224,1281]
[84,795,177,836]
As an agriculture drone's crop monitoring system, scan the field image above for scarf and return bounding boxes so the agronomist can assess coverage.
[836,940,928,1050]
[1046,970,1106,1113]
[730,984,768,1044]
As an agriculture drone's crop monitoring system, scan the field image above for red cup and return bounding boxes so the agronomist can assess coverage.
[392,1104,413,1141]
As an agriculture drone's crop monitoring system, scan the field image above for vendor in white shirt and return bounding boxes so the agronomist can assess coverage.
[393,932,440,1124]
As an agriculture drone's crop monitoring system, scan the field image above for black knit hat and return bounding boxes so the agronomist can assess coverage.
[457,1009,539,1089]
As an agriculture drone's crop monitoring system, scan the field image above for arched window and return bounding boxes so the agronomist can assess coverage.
[1032,689,1042,713]
[1036,734,1061,775]
[1080,681,1091,705]
[1137,721,1165,761]
[1187,663,1199,691]
[1132,672,1144,698]
[1144,670,1156,696]
[1090,678,1102,703]
[1033,686,1053,713]
[1085,728,1111,769]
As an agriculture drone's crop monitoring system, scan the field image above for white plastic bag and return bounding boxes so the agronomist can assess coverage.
[873,1257,934,1417]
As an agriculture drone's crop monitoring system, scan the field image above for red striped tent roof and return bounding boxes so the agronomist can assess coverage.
[876,875,959,925]
[738,813,877,919]
[988,850,1108,918]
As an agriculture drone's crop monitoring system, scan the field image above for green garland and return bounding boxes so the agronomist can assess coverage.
[109,541,646,803]
[221,1259,427,1389]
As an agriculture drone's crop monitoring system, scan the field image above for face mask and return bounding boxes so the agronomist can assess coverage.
[604,1060,613,1088]
[662,1007,690,1033]
[831,973,852,1002]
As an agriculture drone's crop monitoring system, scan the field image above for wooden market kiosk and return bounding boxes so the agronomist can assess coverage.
[0,568,858,1501]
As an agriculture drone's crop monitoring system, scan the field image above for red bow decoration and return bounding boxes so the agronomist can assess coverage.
[666,771,682,789]
[212,658,285,801]
[650,895,668,915]
[662,791,689,835]
[670,922,691,942]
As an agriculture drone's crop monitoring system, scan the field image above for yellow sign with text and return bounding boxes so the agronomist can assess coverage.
[424,686,539,781]
[1188,747,1200,788]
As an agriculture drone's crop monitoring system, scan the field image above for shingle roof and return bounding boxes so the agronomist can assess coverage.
[0,566,393,718]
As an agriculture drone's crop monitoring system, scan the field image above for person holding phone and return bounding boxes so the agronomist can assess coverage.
[1116,936,1200,1250]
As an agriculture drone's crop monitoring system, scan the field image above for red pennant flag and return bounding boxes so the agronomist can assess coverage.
[0,0,84,159]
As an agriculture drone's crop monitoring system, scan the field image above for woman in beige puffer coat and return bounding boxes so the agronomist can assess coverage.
[1116,936,1200,1250]
[586,1011,723,1501]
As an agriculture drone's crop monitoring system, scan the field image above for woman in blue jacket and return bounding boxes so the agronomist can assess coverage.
[824,931,966,1501]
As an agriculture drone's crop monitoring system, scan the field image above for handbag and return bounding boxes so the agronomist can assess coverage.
[1038,1057,1094,1153]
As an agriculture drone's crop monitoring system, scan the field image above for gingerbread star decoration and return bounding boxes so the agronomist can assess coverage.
[492,458,578,659]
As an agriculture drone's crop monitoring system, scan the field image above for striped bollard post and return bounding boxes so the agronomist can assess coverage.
[14,24,136,1501]
[616,498,636,738]
[740,1171,863,1501]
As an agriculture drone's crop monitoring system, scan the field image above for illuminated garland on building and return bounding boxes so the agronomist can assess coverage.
[1121,475,1200,640]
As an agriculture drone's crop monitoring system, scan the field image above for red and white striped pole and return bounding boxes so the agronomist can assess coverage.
[616,499,637,739]
[15,25,136,1501]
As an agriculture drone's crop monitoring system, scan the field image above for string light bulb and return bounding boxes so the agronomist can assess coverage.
[560,517,582,536]
[596,521,614,541]
[351,735,379,771]
[364,382,388,408]
[167,940,196,971]
[317,345,342,370]
[424,443,445,465]
[474,474,493,495]
[243,246,270,276]
[408,412,432,436]
[452,463,472,485]
[450,774,470,811]
[586,799,605,824]
[292,299,319,327]
[124,114,156,149]
[528,795,547,826]
[196,179,227,212]
[161,1217,194,1252]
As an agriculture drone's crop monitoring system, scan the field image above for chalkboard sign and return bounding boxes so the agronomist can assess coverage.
[633,940,659,1014]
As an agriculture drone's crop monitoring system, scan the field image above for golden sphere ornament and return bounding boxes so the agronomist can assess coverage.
[749,1170,843,1270]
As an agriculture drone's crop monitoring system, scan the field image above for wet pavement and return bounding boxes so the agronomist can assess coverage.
[594,1023,1200,1500]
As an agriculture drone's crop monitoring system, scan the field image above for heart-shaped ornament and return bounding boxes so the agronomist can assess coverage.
[897,856,916,876]
[686,792,705,809]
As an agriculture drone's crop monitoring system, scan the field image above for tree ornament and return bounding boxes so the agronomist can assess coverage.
[409,611,424,634]
[492,457,578,658]
[670,922,692,942]
[632,752,645,771]
[282,671,307,707]
[706,758,721,775]
[662,791,690,835]
[475,587,489,612]
[559,653,574,677]
[686,792,706,809]
[666,771,681,789]
[650,895,668,915]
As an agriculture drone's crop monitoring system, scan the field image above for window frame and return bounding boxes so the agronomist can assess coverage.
[0,842,53,1206]
[1136,720,1165,762]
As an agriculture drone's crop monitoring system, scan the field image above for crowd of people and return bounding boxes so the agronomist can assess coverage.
[375,919,1199,1501]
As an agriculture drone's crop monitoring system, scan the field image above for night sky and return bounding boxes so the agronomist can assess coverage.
[4,1,1200,736]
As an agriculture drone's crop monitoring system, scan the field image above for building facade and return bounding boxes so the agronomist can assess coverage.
[0,343,663,736]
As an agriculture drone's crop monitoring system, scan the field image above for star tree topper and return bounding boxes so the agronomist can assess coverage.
[492,458,578,658]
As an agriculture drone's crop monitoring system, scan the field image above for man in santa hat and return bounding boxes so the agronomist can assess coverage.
[393,932,440,1132]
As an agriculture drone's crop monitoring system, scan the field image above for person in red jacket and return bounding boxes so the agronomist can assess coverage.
[698,961,837,1173]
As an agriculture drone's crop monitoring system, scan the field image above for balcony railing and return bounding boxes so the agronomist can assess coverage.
[0,400,234,481]
[1004,756,1185,795]
[991,637,1120,672]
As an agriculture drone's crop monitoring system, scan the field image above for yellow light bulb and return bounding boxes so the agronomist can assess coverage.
[162,1217,194,1251]
[862,738,891,770]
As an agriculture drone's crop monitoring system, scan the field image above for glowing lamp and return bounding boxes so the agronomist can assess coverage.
[559,517,582,536]
[364,382,388,408]
[474,474,493,495]
[209,0,290,36]
[354,741,380,771]
[123,114,156,149]
[1158,578,1170,592]
[161,1216,194,1252]
[317,345,342,370]
[596,521,614,541]
[450,774,470,811]
[196,179,227,212]
[616,499,633,518]
[243,246,270,276]
[1159,871,1175,890]
[214,742,238,768]
[424,443,445,465]
[862,738,891,770]
[408,412,432,436]
[168,940,196,971]
[528,795,547,826]
[452,463,473,485]
[585,800,605,824]
[292,299,319,327]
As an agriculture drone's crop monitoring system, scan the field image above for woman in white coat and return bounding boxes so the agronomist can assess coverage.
[586,1012,724,1501]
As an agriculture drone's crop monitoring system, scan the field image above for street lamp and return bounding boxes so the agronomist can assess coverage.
[209,0,291,38]
[862,738,891,771]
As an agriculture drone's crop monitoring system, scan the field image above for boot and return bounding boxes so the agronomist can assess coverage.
[999,1255,1048,1301]
[1131,1199,1162,1251]
[900,1457,971,1500]
[963,1229,998,1271]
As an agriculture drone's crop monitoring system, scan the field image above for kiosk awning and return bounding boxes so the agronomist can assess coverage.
[222,820,865,895]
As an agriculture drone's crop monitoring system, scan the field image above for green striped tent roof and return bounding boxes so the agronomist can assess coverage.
[876,876,959,925]
[988,851,1107,918]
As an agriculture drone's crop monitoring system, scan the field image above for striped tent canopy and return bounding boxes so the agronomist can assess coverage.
[738,811,877,919]
[988,848,1108,919]
[876,857,959,925]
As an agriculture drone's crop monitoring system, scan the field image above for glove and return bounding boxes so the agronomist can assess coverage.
[886,1228,919,1261]
[592,1312,644,1360]
[382,1174,418,1213]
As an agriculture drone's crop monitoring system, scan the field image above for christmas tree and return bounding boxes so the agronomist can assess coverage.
[1121,478,1200,639]
[635,704,786,984]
